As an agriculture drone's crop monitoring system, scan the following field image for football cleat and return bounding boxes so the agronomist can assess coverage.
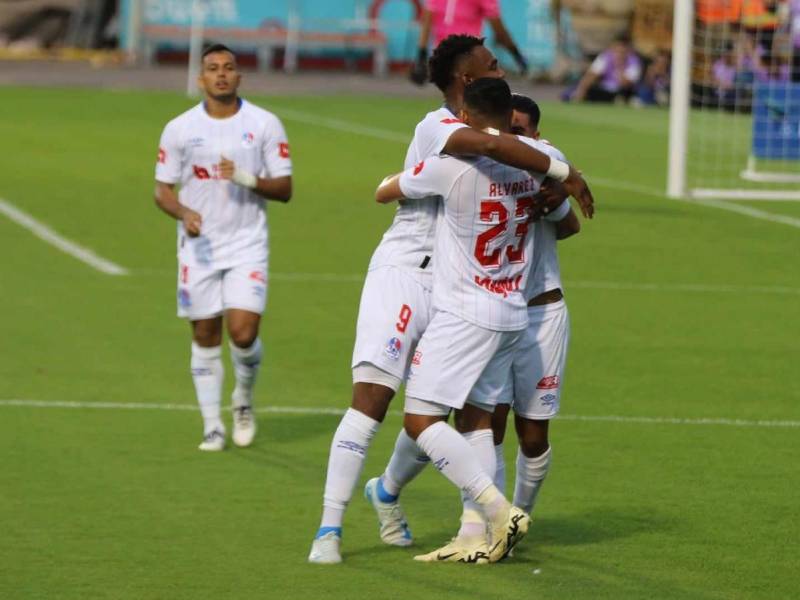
[232,405,256,447]
[364,477,413,547]
[413,536,490,564]
[308,530,342,564]
[198,429,225,452]
[487,506,530,562]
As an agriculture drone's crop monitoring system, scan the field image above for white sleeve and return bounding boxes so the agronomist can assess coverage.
[426,116,469,157]
[589,54,607,75]
[398,156,457,199]
[155,121,182,184]
[261,115,292,179]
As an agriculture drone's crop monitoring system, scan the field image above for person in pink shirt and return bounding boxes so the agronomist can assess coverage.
[410,0,527,84]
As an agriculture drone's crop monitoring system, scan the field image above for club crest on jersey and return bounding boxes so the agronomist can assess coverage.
[536,376,560,390]
[241,132,255,148]
[383,337,402,361]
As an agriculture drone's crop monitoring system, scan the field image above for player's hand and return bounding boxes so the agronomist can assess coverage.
[181,208,202,237]
[218,155,258,189]
[529,179,569,221]
[218,156,236,180]
[409,49,428,86]
[562,166,595,219]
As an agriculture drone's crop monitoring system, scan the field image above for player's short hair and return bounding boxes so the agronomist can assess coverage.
[202,43,236,62]
[511,94,541,130]
[428,35,485,92]
[463,78,512,118]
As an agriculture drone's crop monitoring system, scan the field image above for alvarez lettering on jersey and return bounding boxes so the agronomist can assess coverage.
[489,177,536,198]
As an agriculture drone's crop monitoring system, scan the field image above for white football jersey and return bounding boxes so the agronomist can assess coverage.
[522,138,568,301]
[399,152,546,331]
[155,99,292,270]
[367,106,467,277]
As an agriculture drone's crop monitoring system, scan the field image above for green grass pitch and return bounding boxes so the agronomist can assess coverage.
[0,86,798,599]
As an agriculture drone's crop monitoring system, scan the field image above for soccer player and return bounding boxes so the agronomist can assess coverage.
[410,0,528,84]
[491,93,580,521]
[154,44,292,451]
[308,34,594,564]
[364,94,580,560]
[374,77,551,563]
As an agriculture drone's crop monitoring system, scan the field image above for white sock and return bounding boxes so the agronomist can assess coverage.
[513,446,552,514]
[381,428,430,497]
[229,338,262,406]
[191,343,224,435]
[320,408,381,529]
[494,443,506,494]
[457,429,496,539]
[414,421,494,502]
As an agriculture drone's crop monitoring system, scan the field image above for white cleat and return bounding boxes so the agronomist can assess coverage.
[487,506,530,562]
[413,536,490,564]
[364,477,413,547]
[308,531,342,564]
[232,405,257,447]
[198,429,226,452]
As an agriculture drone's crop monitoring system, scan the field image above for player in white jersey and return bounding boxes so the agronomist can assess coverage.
[309,34,595,564]
[373,77,551,563]
[154,44,292,452]
[362,97,581,559]
[488,94,581,522]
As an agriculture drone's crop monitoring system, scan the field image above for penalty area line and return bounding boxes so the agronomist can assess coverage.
[0,198,128,275]
[0,399,798,429]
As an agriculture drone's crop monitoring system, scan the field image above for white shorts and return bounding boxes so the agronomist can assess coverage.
[405,310,521,413]
[497,300,570,419]
[351,266,433,381]
[176,262,268,320]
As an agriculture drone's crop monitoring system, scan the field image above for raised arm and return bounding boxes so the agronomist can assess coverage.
[218,157,292,202]
[443,128,595,218]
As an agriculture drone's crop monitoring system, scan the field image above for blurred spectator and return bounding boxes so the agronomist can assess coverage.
[791,0,800,81]
[562,34,642,103]
[410,0,528,85]
[712,44,738,107]
[634,50,670,106]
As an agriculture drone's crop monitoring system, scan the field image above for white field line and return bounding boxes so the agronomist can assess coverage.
[567,178,800,231]
[273,106,800,230]
[1,399,798,429]
[0,198,128,275]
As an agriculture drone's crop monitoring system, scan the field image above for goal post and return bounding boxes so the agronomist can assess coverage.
[668,0,800,201]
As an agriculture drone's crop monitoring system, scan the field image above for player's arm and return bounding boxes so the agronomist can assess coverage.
[443,128,595,218]
[486,17,527,74]
[154,181,202,236]
[218,157,292,202]
[410,9,433,85]
[535,180,580,239]
[555,208,581,240]
[375,174,403,203]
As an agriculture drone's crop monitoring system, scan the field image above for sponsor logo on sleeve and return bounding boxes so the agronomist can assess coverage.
[413,161,425,175]
[536,375,560,390]
[279,142,290,158]
[383,337,402,361]
[249,271,266,283]
[157,147,166,164]
[411,350,422,366]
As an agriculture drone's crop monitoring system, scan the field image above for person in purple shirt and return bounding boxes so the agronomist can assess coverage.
[790,0,800,81]
[565,34,642,103]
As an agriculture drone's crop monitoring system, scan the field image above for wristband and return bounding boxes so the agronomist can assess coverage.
[544,199,571,222]
[546,158,570,183]
[232,168,257,189]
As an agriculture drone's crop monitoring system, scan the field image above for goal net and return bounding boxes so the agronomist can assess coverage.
[668,0,800,200]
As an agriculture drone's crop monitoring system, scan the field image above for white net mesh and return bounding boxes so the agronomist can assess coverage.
[685,0,800,199]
